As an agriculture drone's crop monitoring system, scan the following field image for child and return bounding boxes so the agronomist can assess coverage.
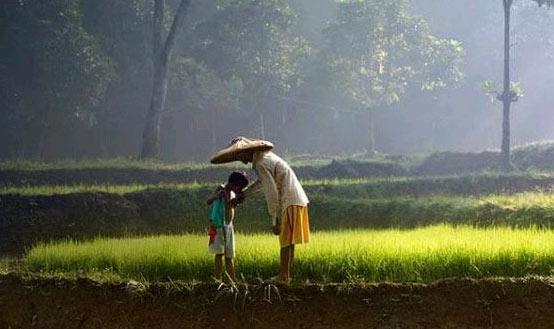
[206,171,249,283]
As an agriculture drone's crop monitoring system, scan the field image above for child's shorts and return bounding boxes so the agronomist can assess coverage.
[208,223,235,258]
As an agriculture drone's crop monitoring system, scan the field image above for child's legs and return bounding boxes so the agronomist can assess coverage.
[222,224,236,282]
[214,254,224,280]
[225,257,236,281]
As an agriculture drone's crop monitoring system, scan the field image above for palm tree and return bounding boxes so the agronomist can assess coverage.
[498,0,552,170]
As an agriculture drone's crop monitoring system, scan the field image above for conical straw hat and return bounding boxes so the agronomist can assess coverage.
[210,137,274,164]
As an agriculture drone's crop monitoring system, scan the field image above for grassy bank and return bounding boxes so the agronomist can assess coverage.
[3,172,554,197]
[0,156,399,171]
[4,173,554,255]
[0,182,207,196]
[0,258,8,273]
[0,157,408,187]
[25,225,554,283]
[0,158,234,171]
[4,188,554,255]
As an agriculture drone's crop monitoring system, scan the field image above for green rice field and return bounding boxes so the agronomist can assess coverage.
[25,225,554,283]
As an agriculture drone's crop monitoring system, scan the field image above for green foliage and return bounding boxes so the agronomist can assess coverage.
[324,0,463,110]
[0,0,115,156]
[533,0,554,7]
[0,258,8,274]
[194,0,310,110]
[25,226,554,283]
[482,80,525,104]
[168,57,241,114]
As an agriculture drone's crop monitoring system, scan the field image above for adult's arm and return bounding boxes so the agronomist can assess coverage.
[255,164,280,226]
[241,178,262,199]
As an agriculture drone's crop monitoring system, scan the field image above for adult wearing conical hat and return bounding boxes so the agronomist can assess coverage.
[210,137,274,164]
[210,136,310,285]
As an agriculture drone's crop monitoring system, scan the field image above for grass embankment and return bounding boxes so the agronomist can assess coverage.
[0,182,207,196]
[3,173,554,255]
[0,158,236,171]
[4,184,554,255]
[0,258,8,274]
[25,225,554,283]
[0,157,408,187]
[0,156,400,171]
[313,192,554,229]
[3,172,554,196]
[4,178,554,231]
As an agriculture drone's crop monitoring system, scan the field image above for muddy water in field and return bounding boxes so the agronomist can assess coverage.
[1,273,554,329]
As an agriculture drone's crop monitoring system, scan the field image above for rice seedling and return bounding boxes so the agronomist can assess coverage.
[25,225,554,284]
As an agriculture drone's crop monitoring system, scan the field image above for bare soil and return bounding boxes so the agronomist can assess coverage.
[2,273,554,329]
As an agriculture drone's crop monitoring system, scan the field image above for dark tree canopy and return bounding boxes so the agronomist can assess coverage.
[0,0,553,161]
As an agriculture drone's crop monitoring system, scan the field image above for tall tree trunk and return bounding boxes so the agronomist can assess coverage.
[34,105,51,160]
[280,95,288,153]
[11,108,25,158]
[367,110,376,156]
[35,122,48,160]
[98,85,117,158]
[500,0,513,170]
[140,0,191,159]
[141,60,169,159]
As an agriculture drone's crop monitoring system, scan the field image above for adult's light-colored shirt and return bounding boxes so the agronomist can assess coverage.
[244,151,309,225]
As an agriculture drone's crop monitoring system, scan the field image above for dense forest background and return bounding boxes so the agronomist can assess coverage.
[1,0,553,162]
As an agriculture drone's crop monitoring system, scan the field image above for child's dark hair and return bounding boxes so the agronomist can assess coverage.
[228,171,249,189]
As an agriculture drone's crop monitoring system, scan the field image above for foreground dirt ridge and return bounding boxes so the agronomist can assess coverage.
[2,274,554,329]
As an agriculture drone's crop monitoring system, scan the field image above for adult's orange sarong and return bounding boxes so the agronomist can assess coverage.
[279,205,310,248]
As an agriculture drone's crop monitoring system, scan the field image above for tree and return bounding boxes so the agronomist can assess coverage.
[167,57,241,153]
[140,0,192,159]
[81,0,153,157]
[194,0,309,139]
[497,0,553,170]
[324,0,463,155]
[0,0,114,159]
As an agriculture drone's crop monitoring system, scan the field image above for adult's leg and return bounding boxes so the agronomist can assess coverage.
[214,254,224,281]
[225,257,236,282]
[280,245,295,283]
[289,244,295,275]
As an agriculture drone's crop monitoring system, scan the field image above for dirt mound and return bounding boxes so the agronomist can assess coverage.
[413,143,554,176]
[2,273,554,328]
[313,159,408,178]
[513,141,554,170]
[413,151,500,176]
